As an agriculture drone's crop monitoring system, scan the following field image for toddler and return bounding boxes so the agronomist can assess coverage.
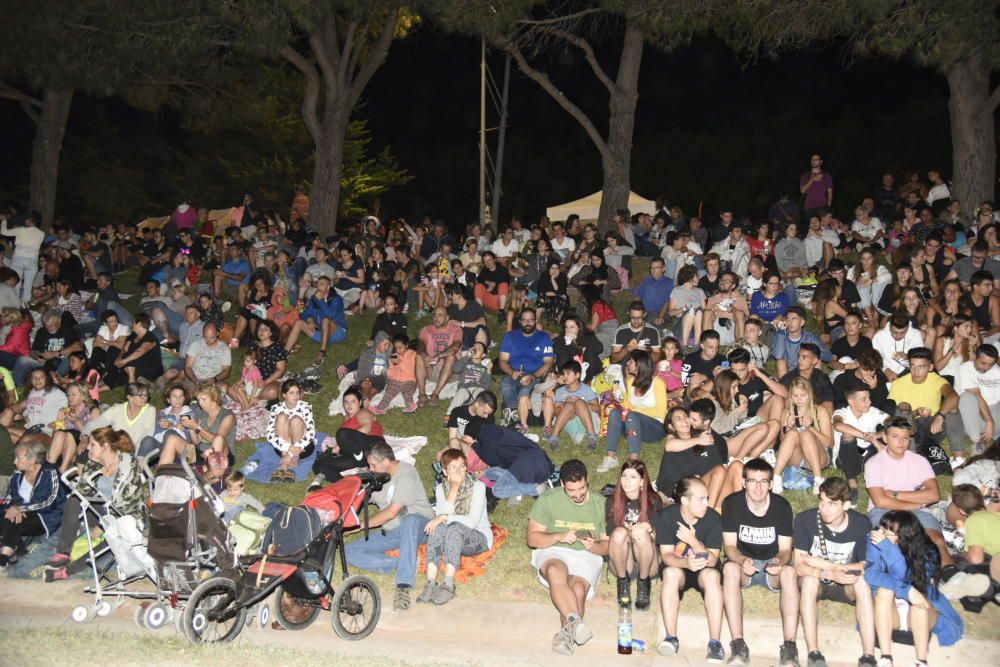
[221,472,265,522]
[231,349,263,410]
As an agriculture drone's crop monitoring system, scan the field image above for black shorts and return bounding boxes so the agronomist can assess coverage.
[818,581,856,605]
[660,563,720,599]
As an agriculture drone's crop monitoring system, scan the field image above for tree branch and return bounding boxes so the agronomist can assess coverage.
[20,101,40,124]
[506,43,607,156]
[279,46,322,144]
[518,8,601,26]
[550,28,616,95]
[990,84,1000,112]
[346,9,399,109]
[310,24,339,109]
[341,20,359,83]
[0,82,43,109]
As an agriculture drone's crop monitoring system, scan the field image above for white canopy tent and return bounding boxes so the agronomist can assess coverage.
[545,190,656,223]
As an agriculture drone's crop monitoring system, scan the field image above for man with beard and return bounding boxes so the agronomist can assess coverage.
[498,307,555,433]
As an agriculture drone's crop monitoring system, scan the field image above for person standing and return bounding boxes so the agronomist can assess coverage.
[799,154,833,220]
[0,212,44,303]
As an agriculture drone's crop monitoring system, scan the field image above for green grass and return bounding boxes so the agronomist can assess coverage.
[107,259,999,636]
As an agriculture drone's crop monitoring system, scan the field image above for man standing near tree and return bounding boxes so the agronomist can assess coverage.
[799,154,833,221]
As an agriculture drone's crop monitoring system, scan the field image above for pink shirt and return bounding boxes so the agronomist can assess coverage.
[864,450,934,493]
[419,322,462,356]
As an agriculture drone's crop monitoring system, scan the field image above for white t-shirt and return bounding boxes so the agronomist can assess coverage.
[955,360,1000,405]
[550,237,576,262]
[871,326,924,375]
[490,238,519,259]
[851,218,884,240]
[97,323,131,342]
[804,230,841,266]
[833,406,888,459]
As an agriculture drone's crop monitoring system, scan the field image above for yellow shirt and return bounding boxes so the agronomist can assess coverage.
[965,511,1000,556]
[887,372,948,413]
[623,376,669,421]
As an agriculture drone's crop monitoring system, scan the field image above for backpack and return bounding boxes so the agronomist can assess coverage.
[229,508,272,556]
[262,505,321,556]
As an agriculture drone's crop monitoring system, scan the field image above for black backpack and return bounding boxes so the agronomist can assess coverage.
[262,505,322,556]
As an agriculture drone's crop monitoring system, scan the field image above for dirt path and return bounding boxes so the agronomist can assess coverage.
[0,578,996,666]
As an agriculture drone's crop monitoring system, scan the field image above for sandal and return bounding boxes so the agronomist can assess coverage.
[425,394,439,406]
[418,394,429,407]
[283,470,297,483]
[271,469,286,483]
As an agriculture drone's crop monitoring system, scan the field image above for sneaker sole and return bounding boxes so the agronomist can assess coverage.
[571,621,592,646]
[658,643,679,656]
[941,572,991,599]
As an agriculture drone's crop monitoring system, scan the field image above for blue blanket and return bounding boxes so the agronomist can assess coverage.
[241,434,324,483]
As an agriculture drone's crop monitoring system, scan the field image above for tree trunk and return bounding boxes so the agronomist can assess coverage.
[596,21,643,234]
[946,53,997,210]
[28,86,73,230]
[310,105,350,238]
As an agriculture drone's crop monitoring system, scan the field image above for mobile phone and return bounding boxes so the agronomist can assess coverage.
[695,552,709,560]
[793,404,802,430]
[575,530,594,541]
[843,569,862,576]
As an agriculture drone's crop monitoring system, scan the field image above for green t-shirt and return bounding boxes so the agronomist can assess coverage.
[965,511,1000,556]
[528,488,606,551]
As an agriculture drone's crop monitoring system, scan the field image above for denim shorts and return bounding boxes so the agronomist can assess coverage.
[742,559,781,592]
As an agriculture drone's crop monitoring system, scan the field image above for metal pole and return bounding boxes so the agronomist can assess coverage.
[491,53,511,232]
[479,38,487,230]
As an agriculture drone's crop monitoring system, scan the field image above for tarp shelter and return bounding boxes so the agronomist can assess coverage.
[546,190,656,223]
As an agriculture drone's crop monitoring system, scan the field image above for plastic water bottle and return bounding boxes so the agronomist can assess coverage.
[617,605,633,654]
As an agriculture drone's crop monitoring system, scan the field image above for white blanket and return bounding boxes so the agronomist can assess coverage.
[327,371,459,416]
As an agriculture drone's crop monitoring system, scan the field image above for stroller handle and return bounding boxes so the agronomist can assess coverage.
[357,471,391,493]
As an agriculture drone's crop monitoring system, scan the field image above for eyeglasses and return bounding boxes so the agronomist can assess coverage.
[745,478,771,486]
[766,280,781,286]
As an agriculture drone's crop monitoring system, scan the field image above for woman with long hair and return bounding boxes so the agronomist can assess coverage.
[933,313,978,383]
[534,259,569,328]
[503,284,530,333]
[852,247,892,325]
[45,382,100,472]
[657,406,728,509]
[928,279,966,339]
[772,377,833,495]
[580,283,619,357]
[812,278,849,346]
[0,367,67,447]
[953,440,1000,506]
[745,221,775,270]
[668,264,707,349]
[876,262,916,324]
[569,247,621,307]
[598,350,669,473]
[606,459,662,610]
[551,314,603,383]
[908,244,939,302]
[895,286,936,350]
[866,510,963,667]
[230,270,273,347]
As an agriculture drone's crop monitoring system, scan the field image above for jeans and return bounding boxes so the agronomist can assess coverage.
[897,409,966,456]
[155,305,185,337]
[345,513,429,588]
[499,375,537,411]
[957,392,1000,455]
[605,408,667,457]
[10,256,36,304]
[481,466,539,498]
[77,300,134,338]
[10,355,67,385]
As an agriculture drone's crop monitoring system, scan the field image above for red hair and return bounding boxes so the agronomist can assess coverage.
[609,460,656,527]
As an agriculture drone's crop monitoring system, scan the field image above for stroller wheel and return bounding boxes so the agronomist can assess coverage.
[133,604,148,628]
[95,599,114,618]
[181,576,247,645]
[274,588,321,631]
[257,602,270,630]
[330,575,381,641]
[144,602,170,630]
[71,604,95,623]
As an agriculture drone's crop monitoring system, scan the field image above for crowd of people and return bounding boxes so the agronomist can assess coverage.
[0,158,998,666]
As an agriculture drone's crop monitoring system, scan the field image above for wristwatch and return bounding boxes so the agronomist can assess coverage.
[890,490,899,499]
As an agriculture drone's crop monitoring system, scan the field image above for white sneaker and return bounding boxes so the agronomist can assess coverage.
[221,300,232,313]
[761,448,777,467]
[812,476,825,495]
[596,455,619,473]
[771,473,784,494]
[950,456,966,470]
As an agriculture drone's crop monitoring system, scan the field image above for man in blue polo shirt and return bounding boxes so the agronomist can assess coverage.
[499,307,555,434]
[634,257,674,329]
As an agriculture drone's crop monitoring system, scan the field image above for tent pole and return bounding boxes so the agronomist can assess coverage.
[490,53,511,233]
[479,38,487,231]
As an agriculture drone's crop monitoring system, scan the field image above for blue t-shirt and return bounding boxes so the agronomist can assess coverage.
[222,257,251,286]
[500,330,555,374]
[634,276,673,318]
[771,330,832,368]
[750,291,790,322]
[554,383,597,403]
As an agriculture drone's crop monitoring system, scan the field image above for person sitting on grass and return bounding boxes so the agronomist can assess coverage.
[655,475,726,662]
[0,441,65,570]
[418,448,492,606]
[0,368,67,449]
[655,404,728,510]
[45,382,100,473]
[446,391,497,455]
[283,275,347,367]
[309,385,384,489]
[866,510,964,667]
[263,379,316,483]
[443,341,493,428]
[597,349,670,473]
[606,460,661,611]
[370,334,419,415]
[497,307,556,434]
[721,458,799,667]
[527,458,608,656]
[541,360,600,452]
[345,441,434,612]
[771,377,834,496]
[792,477,877,667]
[832,385,890,503]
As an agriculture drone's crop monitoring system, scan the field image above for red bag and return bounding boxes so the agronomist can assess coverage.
[302,476,364,529]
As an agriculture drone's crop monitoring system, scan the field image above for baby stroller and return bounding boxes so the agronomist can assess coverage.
[180,471,389,645]
[64,458,157,623]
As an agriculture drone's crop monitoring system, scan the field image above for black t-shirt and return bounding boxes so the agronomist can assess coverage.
[838,279,862,309]
[654,503,723,554]
[59,255,85,291]
[656,437,725,501]
[124,330,163,378]
[681,351,724,386]
[370,312,408,340]
[830,335,873,361]
[32,322,80,353]
[779,369,835,405]
[792,508,871,565]
[447,404,493,440]
[698,274,720,297]
[605,494,662,532]
[477,265,510,292]
[737,375,769,415]
[721,491,794,561]
[449,300,486,325]
[613,324,661,352]
[832,370,892,411]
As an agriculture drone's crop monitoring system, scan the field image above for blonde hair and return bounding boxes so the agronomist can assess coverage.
[195,381,223,406]
[782,376,818,425]
[505,284,529,314]
[90,426,135,454]
[1,307,23,326]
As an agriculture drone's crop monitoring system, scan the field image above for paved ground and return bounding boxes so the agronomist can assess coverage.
[2,578,997,666]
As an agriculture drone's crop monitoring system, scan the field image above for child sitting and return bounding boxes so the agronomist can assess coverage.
[656,336,685,400]
[444,341,493,428]
[221,471,265,522]
[731,317,770,368]
[229,348,263,410]
[371,334,419,414]
[541,360,600,451]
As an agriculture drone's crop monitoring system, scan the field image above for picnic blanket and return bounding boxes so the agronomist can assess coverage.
[328,371,459,416]
[386,524,509,584]
[222,397,270,442]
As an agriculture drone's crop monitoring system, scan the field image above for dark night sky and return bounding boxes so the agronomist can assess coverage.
[0,25,959,229]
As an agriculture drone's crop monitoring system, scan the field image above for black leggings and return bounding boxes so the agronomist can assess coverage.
[836,438,878,481]
[0,512,45,550]
[312,428,385,482]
